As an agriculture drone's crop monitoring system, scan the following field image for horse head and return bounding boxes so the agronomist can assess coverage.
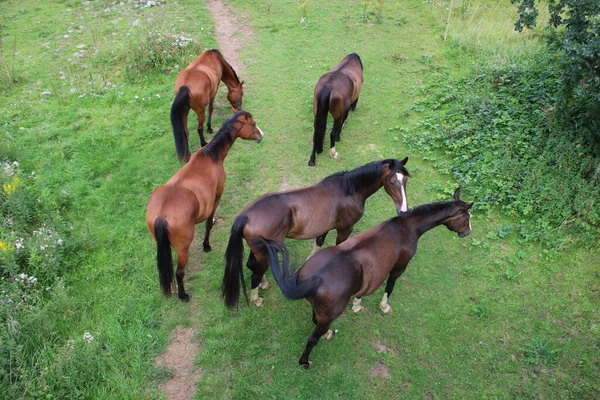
[227,80,244,112]
[443,188,473,238]
[382,157,409,215]
[236,111,264,143]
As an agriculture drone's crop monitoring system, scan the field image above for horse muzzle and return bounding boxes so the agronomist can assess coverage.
[458,231,470,238]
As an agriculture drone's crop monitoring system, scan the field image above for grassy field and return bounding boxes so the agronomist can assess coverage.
[0,0,598,398]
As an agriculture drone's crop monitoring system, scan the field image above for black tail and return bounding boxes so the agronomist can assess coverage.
[222,214,249,309]
[313,84,331,154]
[154,217,174,296]
[262,239,318,301]
[171,86,191,162]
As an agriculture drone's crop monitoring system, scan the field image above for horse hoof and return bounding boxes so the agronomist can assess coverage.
[352,305,364,313]
[308,160,315,167]
[180,293,191,302]
[381,304,392,314]
[322,329,334,340]
[207,128,213,134]
[253,297,264,307]
[203,244,212,252]
[301,361,312,369]
[259,282,271,290]
[329,148,339,159]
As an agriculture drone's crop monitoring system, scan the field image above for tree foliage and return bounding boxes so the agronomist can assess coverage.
[510,0,600,149]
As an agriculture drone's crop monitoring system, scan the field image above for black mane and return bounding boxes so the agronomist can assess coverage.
[393,200,463,220]
[346,53,363,70]
[200,111,249,161]
[208,48,241,84]
[322,159,410,196]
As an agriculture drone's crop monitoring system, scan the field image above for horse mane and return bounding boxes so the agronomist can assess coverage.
[200,111,249,161]
[395,200,462,220]
[347,53,363,70]
[322,159,410,196]
[207,48,241,84]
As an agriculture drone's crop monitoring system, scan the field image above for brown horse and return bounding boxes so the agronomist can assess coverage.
[221,158,410,309]
[308,53,363,166]
[264,188,473,368]
[146,112,264,301]
[171,49,245,162]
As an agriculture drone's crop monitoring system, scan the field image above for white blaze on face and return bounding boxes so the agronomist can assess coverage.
[257,125,264,138]
[396,172,408,212]
[468,212,472,230]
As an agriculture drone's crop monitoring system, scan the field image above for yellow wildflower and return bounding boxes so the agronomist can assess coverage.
[3,176,22,196]
[0,241,12,253]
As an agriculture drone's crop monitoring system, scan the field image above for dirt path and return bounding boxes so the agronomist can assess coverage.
[155,1,254,399]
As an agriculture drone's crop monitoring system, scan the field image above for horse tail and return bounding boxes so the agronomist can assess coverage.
[313,84,331,154]
[154,217,174,296]
[262,238,318,301]
[171,86,191,162]
[222,214,249,309]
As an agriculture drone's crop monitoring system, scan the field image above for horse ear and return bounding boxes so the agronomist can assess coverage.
[240,80,245,87]
[387,160,396,171]
[466,202,474,210]
[453,187,461,201]
[400,157,408,165]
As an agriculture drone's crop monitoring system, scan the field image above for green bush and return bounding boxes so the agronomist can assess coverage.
[403,51,599,246]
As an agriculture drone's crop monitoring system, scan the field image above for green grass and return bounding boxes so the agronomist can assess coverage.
[0,0,598,398]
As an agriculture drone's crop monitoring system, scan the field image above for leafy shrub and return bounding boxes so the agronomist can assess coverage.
[402,51,600,246]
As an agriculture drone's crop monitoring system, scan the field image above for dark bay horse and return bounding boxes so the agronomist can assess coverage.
[308,53,363,166]
[146,112,264,301]
[264,188,473,368]
[221,158,410,309]
[171,49,245,162]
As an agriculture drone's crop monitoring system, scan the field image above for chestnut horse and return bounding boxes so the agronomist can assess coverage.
[171,49,245,162]
[221,158,410,309]
[146,112,264,301]
[264,188,473,368]
[308,53,363,166]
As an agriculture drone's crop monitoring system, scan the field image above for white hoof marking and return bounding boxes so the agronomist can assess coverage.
[322,329,334,340]
[329,147,339,159]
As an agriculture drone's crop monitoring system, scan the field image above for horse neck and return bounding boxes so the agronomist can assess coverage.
[402,203,457,238]
[354,177,385,203]
[217,56,239,89]
[201,129,239,163]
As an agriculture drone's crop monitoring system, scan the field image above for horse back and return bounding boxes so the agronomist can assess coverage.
[331,55,363,102]
[175,53,223,101]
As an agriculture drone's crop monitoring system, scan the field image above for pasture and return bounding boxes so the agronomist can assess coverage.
[0,0,598,398]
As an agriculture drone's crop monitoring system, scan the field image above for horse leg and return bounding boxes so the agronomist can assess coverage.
[329,118,343,159]
[335,227,353,245]
[306,232,328,260]
[196,110,207,147]
[202,214,214,252]
[206,97,215,134]
[299,300,346,368]
[350,97,359,111]
[174,249,190,302]
[380,265,408,314]
[247,252,269,307]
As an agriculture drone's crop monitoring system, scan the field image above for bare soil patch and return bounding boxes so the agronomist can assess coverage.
[206,0,255,73]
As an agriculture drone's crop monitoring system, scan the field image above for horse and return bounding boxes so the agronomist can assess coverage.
[264,188,473,368]
[146,112,264,301]
[221,157,410,310]
[308,53,363,167]
[171,49,245,162]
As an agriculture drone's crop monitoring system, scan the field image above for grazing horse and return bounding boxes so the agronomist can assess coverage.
[171,49,245,162]
[221,158,410,309]
[308,53,363,166]
[264,188,473,368]
[146,112,264,301]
